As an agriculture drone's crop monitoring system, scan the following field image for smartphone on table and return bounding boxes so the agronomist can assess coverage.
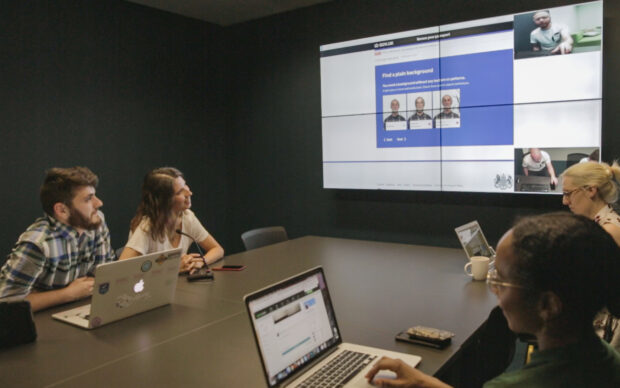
[212,265,246,271]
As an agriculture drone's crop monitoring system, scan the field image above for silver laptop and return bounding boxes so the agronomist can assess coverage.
[52,248,182,329]
[455,220,495,259]
[244,266,421,388]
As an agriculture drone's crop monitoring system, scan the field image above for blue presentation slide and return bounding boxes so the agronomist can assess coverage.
[375,49,514,148]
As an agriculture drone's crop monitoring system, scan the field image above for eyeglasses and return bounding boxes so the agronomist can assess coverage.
[486,268,526,292]
[562,186,586,198]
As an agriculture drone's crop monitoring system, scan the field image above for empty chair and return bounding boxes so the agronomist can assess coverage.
[566,153,588,169]
[241,226,288,250]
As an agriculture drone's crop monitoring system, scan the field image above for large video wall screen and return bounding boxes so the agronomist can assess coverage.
[320,1,603,193]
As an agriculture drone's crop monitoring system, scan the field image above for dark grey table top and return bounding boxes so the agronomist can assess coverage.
[0,236,497,388]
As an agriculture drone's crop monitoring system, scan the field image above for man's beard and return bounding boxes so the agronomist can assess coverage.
[68,208,102,231]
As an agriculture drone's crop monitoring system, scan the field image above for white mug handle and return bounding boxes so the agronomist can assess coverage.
[464,262,473,276]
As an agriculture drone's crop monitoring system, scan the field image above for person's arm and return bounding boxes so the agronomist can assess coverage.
[546,160,558,186]
[1,243,94,312]
[183,211,224,270]
[119,246,142,260]
[182,235,225,272]
[26,277,94,312]
[182,236,224,273]
[531,32,541,51]
[552,27,573,54]
[364,357,452,388]
[199,235,224,265]
[523,167,530,176]
[602,223,620,247]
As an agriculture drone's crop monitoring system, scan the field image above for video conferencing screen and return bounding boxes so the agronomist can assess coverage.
[320,1,603,193]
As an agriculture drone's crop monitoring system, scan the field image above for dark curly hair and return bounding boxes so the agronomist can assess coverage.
[510,212,620,327]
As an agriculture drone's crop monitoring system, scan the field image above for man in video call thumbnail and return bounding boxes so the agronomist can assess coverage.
[531,9,573,54]
[522,148,559,187]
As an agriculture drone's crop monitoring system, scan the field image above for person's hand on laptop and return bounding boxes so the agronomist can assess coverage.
[64,277,95,301]
[25,276,94,312]
[365,356,451,388]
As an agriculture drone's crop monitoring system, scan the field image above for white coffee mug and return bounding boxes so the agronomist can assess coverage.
[464,256,494,281]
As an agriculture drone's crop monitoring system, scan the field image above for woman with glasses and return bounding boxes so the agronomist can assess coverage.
[366,213,620,388]
[119,167,224,274]
[561,161,620,245]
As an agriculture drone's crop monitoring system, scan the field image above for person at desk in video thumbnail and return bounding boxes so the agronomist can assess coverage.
[433,95,459,128]
[383,99,406,129]
[531,9,573,55]
[119,167,224,273]
[366,212,620,388]
[0,167,115,312]
[407,97,432,129]
[522,148,559,187]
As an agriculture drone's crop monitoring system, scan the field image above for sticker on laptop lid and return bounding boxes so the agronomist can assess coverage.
[91,317,102,328]
[155,254,168,265]
[98,282,110,294]
[141,260,152,272]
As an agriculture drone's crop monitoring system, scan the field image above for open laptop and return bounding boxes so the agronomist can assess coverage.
[52,248,182,329]
[244,266,422,388]
[455,220,495,259]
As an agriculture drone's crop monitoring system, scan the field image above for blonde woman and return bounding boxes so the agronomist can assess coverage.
[561,161,620,245]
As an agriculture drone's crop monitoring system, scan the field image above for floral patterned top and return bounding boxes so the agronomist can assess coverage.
[593,204,620,352]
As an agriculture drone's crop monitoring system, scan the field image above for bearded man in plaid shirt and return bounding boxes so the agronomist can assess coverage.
[0,167,115,311]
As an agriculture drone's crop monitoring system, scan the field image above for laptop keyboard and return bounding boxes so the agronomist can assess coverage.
[75,305,92,320]
[298,350,376,388]
[76,311,90,320]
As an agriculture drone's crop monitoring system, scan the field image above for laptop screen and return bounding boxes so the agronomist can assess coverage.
[245,267,341,387]
[455,221,494,259]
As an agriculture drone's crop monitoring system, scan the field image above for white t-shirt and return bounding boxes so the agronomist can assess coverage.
[125,210,209,255]
[522,151,551,172]
[530,23,567,51]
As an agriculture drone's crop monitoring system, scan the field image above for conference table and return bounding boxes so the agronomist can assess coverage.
[0,236,500,387]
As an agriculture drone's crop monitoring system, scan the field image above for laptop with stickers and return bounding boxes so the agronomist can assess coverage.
[244,266,422,388]
[52,248,182,329]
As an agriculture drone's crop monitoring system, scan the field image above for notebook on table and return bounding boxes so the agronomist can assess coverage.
[244,266,422,388]
[52,248,182,329]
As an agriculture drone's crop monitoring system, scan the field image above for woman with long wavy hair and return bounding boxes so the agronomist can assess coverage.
[119,167,223,273]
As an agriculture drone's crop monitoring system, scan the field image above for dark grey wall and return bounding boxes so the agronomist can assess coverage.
[0,1,228,261]
[224,0,620,253]
[0,0,618,262]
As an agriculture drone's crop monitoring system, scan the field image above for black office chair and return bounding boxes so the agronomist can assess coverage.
[566,153,588,169]
[241,226,288,250]
[0,299,37,349]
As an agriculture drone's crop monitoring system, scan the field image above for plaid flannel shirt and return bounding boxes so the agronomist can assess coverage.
[0,211,115,298]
